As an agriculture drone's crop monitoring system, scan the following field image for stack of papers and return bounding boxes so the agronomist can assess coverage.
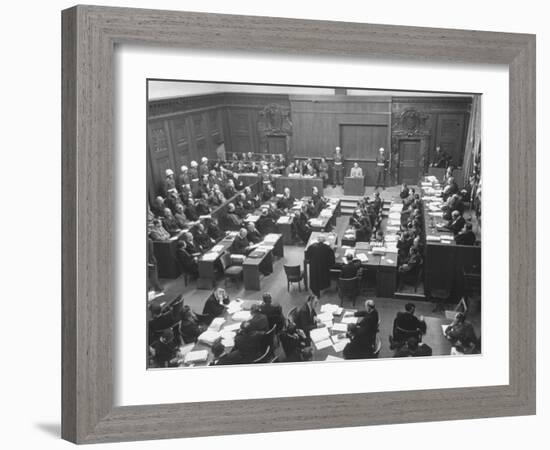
[245,214,260,223]
[314,338,333,350]
[320,303,344,316]
[184,350,208,364]
[332,337,350,353]
[310,327,330,343]
[309,219,323,227]
[426,235,441,242]
[198,330,220,345]
[232,310,251,321]
[222,322,242,332]
[372,247,387,255]
[276,216,292,224]
[209,317,226,331]
[332,322,349,333]
[341,316,358,325]
[226,300,243,314]
[201,252,218,261]
[263,233,280,243]
[356,253,368,263]
[212,244,224,252]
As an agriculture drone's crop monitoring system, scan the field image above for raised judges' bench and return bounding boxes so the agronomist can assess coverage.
[274,176,323,198]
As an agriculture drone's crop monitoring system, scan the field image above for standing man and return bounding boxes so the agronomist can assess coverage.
[350,162,363,178]
[305,234,336,298]
[216,139,226,161]
[375,147,387,190]
[332,146,344,188]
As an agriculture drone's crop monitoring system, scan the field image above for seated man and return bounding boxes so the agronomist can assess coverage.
[442,176,459,201]
[279,323,312,362]
[443,193,465,220]
[149,328,180,368]
[223,203,243,230]
[174,203,191,229]
[391,303,427,347]
[151,196,166,217]
[455,222,477,245]
[294,295,321,341]
[350,162,363,178]
[180,231,201,256]
[246,222,263,244]
[204,217,223,241]
[162,208,182,236]
[343,323,376,359]
[202,287,229,324]
[440,210,466,235]
[259,293,284,331]
[248,304,270,332]
[178,306,206,344]
[399,183,410,199]
[393,336,432,357]
[445,312,478,352]
[149,219,171,241]
[175,239,199,278]
[340,253,359,279]
[256,208,277,235]
[277,187,295,210]
[353,299,379,349]
[195,192,211,216]
[192,222,214,251]
[262,182,276,202]
[230,228,251,255]
[233,321,265,363]
[349,209,372,242]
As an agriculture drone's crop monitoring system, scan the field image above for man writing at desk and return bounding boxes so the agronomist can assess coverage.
[230,228,252,255]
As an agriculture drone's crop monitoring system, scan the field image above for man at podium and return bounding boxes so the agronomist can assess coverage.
[350,163,363,178]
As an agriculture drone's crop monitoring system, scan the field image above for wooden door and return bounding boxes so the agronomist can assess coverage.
[398,139,421,185]
[148,120,175,196]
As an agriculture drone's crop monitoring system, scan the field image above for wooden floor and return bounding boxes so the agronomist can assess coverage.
[152,185,480,359]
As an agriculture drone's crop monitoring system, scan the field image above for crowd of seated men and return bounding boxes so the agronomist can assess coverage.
[148,287,480,367]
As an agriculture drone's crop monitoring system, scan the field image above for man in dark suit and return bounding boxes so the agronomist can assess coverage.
[230,228,251,254]
[248,304,270,332]
[295,295,320,340]
[223,203,243,230]
[233,321,265,363]
[256,209,277,235]
[246,222,263,244]
[305,234,335,298]
[392,303,427,345]
[259,293,284,331]
[455,222,477,245]
[441,210,466,235]
[277,187,295,210]
[343,323,376,359]
[340,253,359,279]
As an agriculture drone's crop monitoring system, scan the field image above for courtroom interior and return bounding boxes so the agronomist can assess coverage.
[146,81,482,368]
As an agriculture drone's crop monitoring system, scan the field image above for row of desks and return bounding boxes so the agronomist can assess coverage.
[420,177,481,299]
[197,232,283,291]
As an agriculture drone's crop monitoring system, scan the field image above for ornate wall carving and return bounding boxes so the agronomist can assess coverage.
[257,103,293,154]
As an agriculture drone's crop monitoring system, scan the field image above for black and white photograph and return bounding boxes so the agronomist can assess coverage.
[146,80,482,368]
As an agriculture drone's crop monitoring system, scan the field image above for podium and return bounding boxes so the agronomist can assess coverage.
[344,176,364,196]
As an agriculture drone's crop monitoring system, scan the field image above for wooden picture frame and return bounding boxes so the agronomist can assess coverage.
[61,5,536,444]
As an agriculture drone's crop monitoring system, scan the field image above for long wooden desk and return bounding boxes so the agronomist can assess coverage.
[420,177,481,299]
[242,233,283,291]
[196,233,238,289]
[274,176,323,198]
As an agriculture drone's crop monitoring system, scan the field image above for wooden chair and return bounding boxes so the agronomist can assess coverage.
[262,324,278,354]
[286,306,298,325]
[389,326,423,350]
[253,345,272,363]
[337,276,359,307]
[372,335,382,358]
[220,252,243,287]
[283,264,304,292]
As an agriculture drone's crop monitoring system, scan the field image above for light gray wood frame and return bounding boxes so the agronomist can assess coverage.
[62,5,536,444]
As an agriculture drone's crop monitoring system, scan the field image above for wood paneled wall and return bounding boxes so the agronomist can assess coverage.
[147,93,472,197]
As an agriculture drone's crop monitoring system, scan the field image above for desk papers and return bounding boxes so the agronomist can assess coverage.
[184,350,208,364]
[201,252,219,261]
[325,355,344,361]
[341,316,358,325]
[198,330,220,345]
[232,310,251,321]
[310,327,330,343]
[332,322,349,333]
[314,338,333,350]
[320,303,343,316]
[332,338,350,353]
[209,317,226,331]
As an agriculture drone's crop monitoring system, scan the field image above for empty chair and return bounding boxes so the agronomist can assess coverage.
[337,276,359,306]
[283,264,304,292]
[220,252,243,287]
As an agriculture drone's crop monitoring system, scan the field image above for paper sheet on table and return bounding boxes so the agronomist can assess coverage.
[332,322,349,333]
[263,233,280,243]
[332,338,350,353]
[198,330,220,345]
[201,252,218,261]
[222,322,242,332]
[317,311,333,323]
[341,316,358,324]
[179,343,195,356]
[321,320,333,329]
[232,310,251,321]
[226,300,243,314]
[184,350,208,364]
[310,327,330,343]
[209,317,226,331]
[343,310,357,317]
[321,303,343,316]
[314,338,333,350]
[212,244,224,252]
[325,355,344,361]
